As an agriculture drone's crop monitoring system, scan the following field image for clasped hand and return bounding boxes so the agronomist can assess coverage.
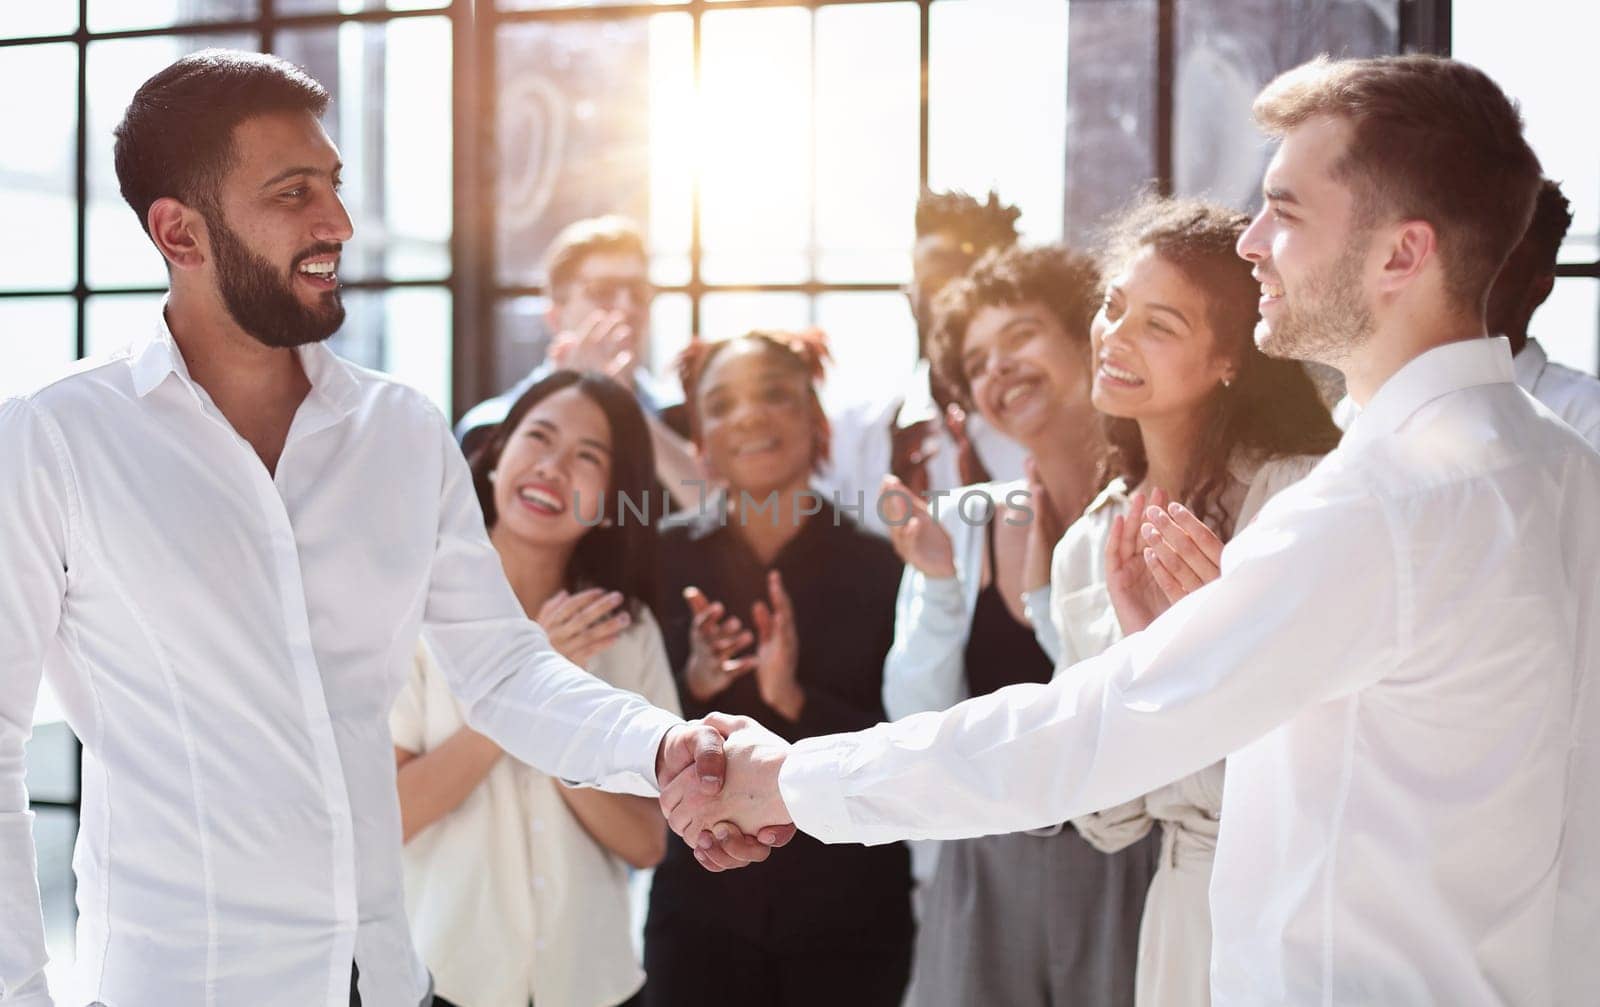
[657,713,796,872]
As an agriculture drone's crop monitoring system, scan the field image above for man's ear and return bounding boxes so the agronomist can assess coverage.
[1377,219,1437,294]
[1527,273,1556,316]
[147,197,207,272]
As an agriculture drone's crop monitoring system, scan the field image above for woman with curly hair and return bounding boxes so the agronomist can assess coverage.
[883,244,1155,1006]
[1040,197,1341,1006]
[642,331,913,1005]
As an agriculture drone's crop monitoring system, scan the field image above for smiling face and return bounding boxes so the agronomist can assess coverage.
[1090,247,1236,422]
[694,340,819,499]
[1236,115,1376,366]
[491,385,615,550]
[201,110,353,348]
[959,300,1093,447]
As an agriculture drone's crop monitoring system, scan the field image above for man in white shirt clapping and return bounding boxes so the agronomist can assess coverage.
[662,54,1600,1006]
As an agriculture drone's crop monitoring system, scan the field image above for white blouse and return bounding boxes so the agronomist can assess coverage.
[392,609,682,1007]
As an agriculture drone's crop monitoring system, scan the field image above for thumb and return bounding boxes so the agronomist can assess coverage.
[690,723,725,793]
[758,824,798,846]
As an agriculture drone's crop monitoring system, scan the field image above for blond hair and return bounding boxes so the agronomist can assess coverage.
[543,215,646,295]
[1253,54,1541,310]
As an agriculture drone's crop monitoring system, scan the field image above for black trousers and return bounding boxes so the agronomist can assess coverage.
[642,912,911,1007]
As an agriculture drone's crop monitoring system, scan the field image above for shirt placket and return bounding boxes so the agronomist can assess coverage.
[189,382,360,1005]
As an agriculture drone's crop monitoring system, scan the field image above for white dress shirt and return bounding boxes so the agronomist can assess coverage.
[780,337,1600,1005]
[393,613,681,1007]
[1332,335,1600,453]
[816,360,1028,537]
[1512,337,1600,450]
[0,310,680,1007]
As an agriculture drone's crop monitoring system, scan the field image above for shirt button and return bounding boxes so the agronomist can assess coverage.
[533,875,546,891]
[531,818,545,833]
[536,938,548,951]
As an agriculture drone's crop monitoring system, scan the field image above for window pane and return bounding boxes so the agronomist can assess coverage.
[0,298,76,399]
[698,8,812,284]
[495,18,657,288]
[1062,0,1153,243]
[277,0,446,13]
[330,287,453,414]
[814,3,917,284]
[490,294,553,396]
[86,292,167,358]
[1174,0,1395,211]
[1,5,76,40]
[0,43,76,291]
[929,0,1067,244]
[499,0,679,10]
[1535,277,1599,377]
[89,0,256,34]
[1455,1,1600,263]
[648,291,692,378]
[815,292,916,413]
[698,292,809,343]
[86,33,257,289]
[274,17,452,283]
[648,13,695,288]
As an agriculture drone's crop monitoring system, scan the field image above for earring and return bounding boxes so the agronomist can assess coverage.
[1222,376,1234,389]
[488,470,498,483]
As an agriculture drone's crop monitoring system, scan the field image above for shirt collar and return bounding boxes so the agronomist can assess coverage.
[1340,336,1515,453]
[129,301,362,420]
[1511,337,1548,394]
[894,360,940,428]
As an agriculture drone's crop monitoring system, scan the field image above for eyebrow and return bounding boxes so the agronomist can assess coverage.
[1262,186,1301,206]
[258,162,343,192]
[531,418,611,454]
[1149,302,1192,328]
[964,314,1045,358]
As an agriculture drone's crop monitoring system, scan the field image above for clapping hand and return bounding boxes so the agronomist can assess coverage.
[661,713,797,871]
[548,310,636,384]
[881,474,956,578]
[1139,501,1224,604]
[1103,488,1175,635]
[751,571,805,721]
[536,588,631,666]
[682,586,758,702]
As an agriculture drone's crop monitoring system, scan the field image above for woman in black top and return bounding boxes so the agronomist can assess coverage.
[643,330,912,1007]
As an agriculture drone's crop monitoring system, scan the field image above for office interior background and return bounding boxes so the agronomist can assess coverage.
[4,0,1597,984]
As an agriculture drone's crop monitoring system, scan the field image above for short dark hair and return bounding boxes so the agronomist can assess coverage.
[1522,179,1574,275]
[114,49,329,236]
[467,370,661,619]
[915,189,1022,256]
[1253,54,1542,311]
[927,244,1102,409]
[544,216,648,295]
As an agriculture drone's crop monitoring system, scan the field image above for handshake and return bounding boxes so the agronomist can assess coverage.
[654,713,800,871]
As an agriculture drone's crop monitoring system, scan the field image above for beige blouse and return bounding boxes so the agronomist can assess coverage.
[1048,454,1323,857]
[391,608,681,1007]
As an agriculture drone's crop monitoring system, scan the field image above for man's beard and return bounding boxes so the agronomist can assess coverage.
[207,212,344,349]
[1256,241,1375,366]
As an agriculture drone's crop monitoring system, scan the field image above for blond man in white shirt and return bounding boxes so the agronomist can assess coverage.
[0,50,776,1007]
[661,55,1600,1006]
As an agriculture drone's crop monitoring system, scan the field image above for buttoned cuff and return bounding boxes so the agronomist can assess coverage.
[603,705,683,797]
[778,737,855,843]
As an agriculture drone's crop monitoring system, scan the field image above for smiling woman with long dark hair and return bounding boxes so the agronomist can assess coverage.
[391,369,680,1007]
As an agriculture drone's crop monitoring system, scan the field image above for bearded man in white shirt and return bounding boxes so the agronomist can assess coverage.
[662,54,1600,1005]
[0,49,780,1007]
